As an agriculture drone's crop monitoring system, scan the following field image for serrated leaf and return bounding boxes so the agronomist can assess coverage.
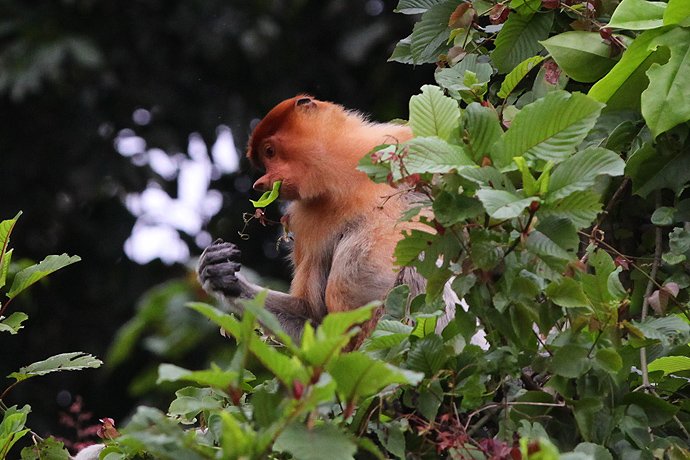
[7,253,81,299]
[648,355,690,374]
[0,311,28,334]
[491,10,553,74]
[405,334,447,376]
[0,405,31,457]
[503,91,604,164]
[274,423,357,460]
[403,137,474,176]
[625,142,690,198]
[435,54,493,101]
[498,55,545,98]
[20,437,71,460]
[463,102,503,162]
[409,1,459,64]
[541,31,621,82]
[9,352,102,382]
[409,85,460,138]
[389,34,414,64]
[395,229,436,266]
[547,147,625,200]
[476,189,534,219]
[538,190,603,229]
[607,0,666,29]
[249,180,281,207]
[641,27,690,137]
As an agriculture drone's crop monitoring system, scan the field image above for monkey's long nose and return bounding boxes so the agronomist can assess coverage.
[253,175,271,192]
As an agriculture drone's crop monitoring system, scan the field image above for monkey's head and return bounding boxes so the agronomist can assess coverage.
[247,95,370,202]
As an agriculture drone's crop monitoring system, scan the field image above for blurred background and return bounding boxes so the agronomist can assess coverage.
[0,0,432,450]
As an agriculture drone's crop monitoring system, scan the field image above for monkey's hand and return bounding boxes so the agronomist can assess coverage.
[198,239,244,298]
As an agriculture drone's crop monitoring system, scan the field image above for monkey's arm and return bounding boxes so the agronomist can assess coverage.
[197,239,320,341]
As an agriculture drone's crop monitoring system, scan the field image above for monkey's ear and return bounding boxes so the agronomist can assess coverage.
[294,96,317,110]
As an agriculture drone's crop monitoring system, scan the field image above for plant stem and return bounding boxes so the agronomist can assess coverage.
[640,191,663,391]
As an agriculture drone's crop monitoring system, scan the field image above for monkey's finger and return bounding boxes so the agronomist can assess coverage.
[202,247,242,265]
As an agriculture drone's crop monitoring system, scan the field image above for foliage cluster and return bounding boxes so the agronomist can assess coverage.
[0,213,101,458]
[5,0,690,458]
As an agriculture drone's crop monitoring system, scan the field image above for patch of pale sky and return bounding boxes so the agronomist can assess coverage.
[118,125,239,265]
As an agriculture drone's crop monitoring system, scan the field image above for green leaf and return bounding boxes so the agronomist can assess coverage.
[651,206,676,225]
[403,137,474,175]
[664,0,690,26]
[503,91,604,164]
[433,191,484,225]
[0,311,28,334]
[395,0,445,15]
[622,392,679,426]
[538,190,603,229]
[588,27,671,110]
[435,54,493,101]
[648,355,690,374]
[491,10,553,74]
[498,55,545,98]
[0,405,31,458]
[551,344,592,378]
[328,351,422,402]
[395,229,435,267]
[389,35,413,64]
[9,352,102,383]
[547,147,625,200]
[409,85,460,139]
[546,278,590,309]
[0,211,21,290]
[405,334,447,376]
[385,285,410,319]
[187,302,307,385]
[476,189,534,219]
[463,102,503,162]
[157,363,240,389]
[409,1,459,64]
[20,437,71,460]
[249,180,281,207]
[607,0,666,30]
[525,230,577,272]
[595,348,623,374]
[273,423,357,460]
[7,253,81,299]
[541,31,622,82]
[625,142,690,198]
[574,442,614,460]
[641,27,690,137]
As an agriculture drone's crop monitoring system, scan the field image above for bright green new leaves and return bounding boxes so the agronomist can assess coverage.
[0,212,20,290]
[502,90,604,164]
[491,10,553,74]
[7,253,81,299]
[157,363,243,389]
[435,54,493,102]
[8,352,102,383]
[409,85,460,138]
[0,405,30,458]
[606,0,666,30]
[641,27,690,137]
[648,356,690,375]
[250,180,281,207]
[497,55,545,98]
[541,31,622,82]
[664,0,690,26]
[589,24,690,136]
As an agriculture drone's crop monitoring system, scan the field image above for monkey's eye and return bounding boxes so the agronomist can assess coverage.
[264,145,275,158]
